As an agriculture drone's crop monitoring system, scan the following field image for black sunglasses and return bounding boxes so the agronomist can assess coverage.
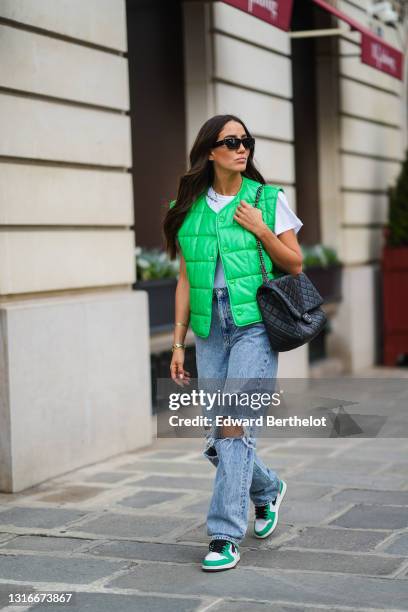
[213,136,255,150]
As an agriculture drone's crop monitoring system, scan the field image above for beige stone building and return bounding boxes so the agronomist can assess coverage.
[0,0,151,492]
[1,0,406,491]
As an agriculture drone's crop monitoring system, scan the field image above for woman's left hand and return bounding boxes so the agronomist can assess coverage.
[233,200,266,237]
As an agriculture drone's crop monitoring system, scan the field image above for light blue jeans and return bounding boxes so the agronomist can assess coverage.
[193,286,281,547]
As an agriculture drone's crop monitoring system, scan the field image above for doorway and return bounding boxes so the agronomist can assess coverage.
[126,0,187,248]
[291,0,340,246]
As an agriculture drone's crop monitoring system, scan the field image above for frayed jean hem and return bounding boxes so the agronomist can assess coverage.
[208,534,240,546]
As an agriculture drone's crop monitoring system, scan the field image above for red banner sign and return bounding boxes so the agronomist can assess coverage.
[313,0,403,81]
[361,33,403,80]
[221,0,294,32]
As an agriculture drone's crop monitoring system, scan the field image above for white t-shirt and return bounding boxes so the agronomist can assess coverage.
[206,186,303,288]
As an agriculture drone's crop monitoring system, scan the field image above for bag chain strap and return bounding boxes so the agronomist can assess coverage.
[253,184,269,284]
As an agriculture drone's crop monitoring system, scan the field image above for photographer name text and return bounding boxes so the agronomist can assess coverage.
[168,415,327,428]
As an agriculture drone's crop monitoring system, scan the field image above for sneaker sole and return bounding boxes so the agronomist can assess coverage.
[201,556,240,572]
[254,479,287,539]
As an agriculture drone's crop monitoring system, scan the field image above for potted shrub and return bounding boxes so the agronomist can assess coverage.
[301,244,343,303]
[382,150,408,366]
[134,247,180,332]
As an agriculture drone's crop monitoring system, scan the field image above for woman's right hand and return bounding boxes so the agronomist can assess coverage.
[170,348,191,386]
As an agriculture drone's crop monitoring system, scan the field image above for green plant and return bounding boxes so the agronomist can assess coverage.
[300,244,340,269]
[387,148,408,247]
[135,247,180,281]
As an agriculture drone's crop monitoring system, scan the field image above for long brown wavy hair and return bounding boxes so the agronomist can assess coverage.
[163,114,266,260]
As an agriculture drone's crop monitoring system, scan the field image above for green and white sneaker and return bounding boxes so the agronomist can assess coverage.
[254,479,287,539]
[201,539,240,572]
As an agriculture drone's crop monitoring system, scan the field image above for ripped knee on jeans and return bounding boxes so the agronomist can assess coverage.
[220,419,244,438]
[217,430,257,452]
[202,421,257,467]
[219,418,257,449]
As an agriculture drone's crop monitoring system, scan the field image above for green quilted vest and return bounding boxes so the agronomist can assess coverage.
[169,175,283,338]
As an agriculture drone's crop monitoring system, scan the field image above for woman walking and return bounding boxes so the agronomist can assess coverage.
[163,114,303,571]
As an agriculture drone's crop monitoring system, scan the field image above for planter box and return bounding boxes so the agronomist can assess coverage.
[381,243,408,366]
[303,264,341,363]
[304,263,343,303]
[133,277,177,332]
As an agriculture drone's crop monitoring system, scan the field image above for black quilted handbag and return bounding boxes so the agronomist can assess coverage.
[253,185,328,352]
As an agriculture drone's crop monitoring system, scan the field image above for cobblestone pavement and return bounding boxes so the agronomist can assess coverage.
[0,368,408,611]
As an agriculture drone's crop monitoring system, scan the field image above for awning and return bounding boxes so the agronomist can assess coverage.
[221,0,294,32]
[312,0,403,80]
[220,0,403,80]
